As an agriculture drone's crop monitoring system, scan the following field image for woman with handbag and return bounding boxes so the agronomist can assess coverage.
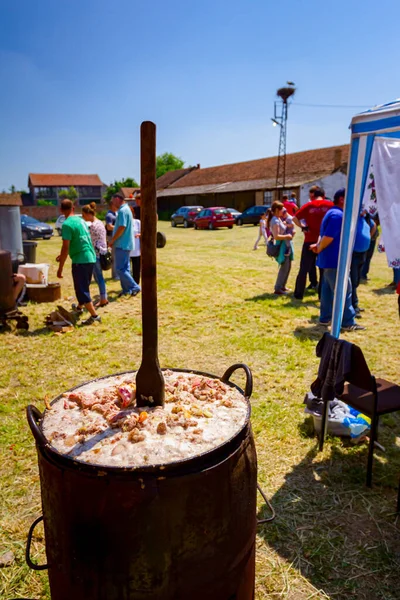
[82,203,109,307]
[267,201,294,296]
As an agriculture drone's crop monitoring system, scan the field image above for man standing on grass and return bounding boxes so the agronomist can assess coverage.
[283,193,298,216]
[56,199,101,325]
[133,190,141,220]
[105,198,118,280]
[350,210,375,317]
[293,186,333,299]
[310,188,364,332]
[108,192,141,298]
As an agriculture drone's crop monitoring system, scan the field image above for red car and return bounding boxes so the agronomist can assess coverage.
[194,207,235,230]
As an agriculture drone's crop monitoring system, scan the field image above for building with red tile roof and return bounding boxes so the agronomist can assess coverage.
[28,173,104,206]
[156,145,349,216]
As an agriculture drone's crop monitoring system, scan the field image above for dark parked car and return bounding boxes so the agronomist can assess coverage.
[171,206,203,228]
[235,205,269,226]
[20,215,54,240]
[194,207,235,230]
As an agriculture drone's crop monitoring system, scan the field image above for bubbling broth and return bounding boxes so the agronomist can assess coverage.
[42,371,248,468]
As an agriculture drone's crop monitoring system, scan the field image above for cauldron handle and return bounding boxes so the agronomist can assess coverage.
[221,363,253,399]
[26,405,47,447]
[26,515,48,570]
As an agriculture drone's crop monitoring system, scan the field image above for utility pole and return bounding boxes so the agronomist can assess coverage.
[271,82,296,198]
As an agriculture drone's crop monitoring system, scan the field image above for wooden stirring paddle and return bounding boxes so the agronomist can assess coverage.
[135,121,165,407]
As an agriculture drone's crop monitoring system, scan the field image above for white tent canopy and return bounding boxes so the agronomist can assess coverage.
[331,99,400,337]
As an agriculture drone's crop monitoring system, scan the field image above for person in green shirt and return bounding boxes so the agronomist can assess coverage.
[56,199,101,325]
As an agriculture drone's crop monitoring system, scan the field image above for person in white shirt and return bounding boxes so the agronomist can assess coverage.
[130,217,141,285]
[253,212,268,250]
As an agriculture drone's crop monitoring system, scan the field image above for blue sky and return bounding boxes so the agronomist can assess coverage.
[1,0,399,191]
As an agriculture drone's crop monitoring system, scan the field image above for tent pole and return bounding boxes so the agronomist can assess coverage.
[331,137,360,338]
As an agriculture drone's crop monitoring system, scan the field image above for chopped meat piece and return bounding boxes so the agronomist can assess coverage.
[67,391,99,409]
[77,423,103,436]
[191,406,204,417]
[166,414,182,427]
[128,430,145,444]
[117,386,135,408]
[157,422,167,435]
[50,431,66,441]
[67,392,82,404]
[102,403,120,420]
[80,395,100,409]
[107,410,131,428]
[111,442,127,456]
[121,414,139,432]
[94,388,119,404]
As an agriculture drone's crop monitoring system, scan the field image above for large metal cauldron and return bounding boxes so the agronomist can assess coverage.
[27,365,257,600]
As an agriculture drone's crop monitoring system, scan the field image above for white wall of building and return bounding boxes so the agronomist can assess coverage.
[300,172,347,205]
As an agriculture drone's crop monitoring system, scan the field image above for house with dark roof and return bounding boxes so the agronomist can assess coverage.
[156,166,200,190]
[118,168,200,200]
[120,187,140,199]
[28,174,104,206]
[156,145,349,216]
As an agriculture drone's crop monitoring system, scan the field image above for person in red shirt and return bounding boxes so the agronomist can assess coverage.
[293,186,333,300]
[282,193,298,217]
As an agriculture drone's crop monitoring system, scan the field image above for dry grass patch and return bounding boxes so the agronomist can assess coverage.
[1,222,400,600]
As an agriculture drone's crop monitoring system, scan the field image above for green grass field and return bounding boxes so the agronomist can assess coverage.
[1,222,399,600]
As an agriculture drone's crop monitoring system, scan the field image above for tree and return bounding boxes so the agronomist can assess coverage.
[104,178,139,203]
[59,186,78,201]
[156,153,185,179]
[7,185,27,194]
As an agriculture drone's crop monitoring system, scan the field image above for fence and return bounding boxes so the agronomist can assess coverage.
[20,204,110,221]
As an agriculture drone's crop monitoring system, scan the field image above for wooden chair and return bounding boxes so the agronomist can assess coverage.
[317,336,400,487]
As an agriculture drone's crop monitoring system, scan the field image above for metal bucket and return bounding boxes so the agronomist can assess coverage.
[26,364,257,600]
[0,205,23,261]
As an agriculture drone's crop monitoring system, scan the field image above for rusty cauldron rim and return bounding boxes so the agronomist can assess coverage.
[27,364,253,477]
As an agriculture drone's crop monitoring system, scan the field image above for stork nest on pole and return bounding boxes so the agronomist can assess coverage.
[277,87,296,103]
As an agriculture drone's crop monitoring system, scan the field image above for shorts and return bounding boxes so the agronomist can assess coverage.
[72,263,95,305]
